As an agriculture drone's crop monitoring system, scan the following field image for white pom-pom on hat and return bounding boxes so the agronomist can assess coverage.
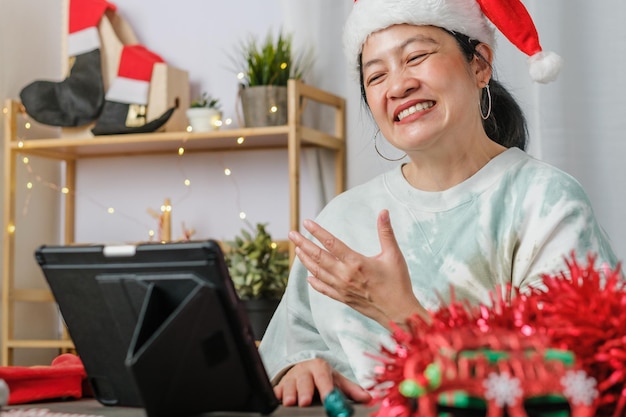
[344,0,563,83]
[528,51,563,84]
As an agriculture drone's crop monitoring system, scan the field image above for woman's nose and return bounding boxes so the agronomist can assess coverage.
[387,69,419,99]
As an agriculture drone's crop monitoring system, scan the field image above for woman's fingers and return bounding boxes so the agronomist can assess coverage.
[333,372,373,403]
[288,224,345,287]
[276,359,338,407]
[301,219,351,260]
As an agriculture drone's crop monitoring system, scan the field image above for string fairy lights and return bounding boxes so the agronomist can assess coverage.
[184,115,232,132]
[9,107,258,243]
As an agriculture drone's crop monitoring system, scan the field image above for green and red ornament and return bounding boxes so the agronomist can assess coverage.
[367,253,626,417]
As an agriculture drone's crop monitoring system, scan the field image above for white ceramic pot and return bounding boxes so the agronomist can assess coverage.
[186,107,222,132]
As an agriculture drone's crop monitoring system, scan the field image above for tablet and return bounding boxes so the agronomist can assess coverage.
[35,240,279,417]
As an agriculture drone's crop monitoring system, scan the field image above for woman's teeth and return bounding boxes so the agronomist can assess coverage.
[397,101,434,121]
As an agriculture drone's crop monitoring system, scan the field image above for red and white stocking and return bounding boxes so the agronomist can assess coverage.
[91,44,177,135]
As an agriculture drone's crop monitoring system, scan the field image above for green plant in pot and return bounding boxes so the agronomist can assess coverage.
[224,222,290,339]
[232,29,312,127]
[186,92,222,132]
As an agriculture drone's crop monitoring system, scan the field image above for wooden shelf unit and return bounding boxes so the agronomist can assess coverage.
[1,79,346,365]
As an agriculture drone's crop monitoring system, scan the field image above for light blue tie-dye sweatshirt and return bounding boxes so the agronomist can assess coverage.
[258,147,618,387]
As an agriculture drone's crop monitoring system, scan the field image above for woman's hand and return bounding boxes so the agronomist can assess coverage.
[275,358,372,407]
[288,209,427,328]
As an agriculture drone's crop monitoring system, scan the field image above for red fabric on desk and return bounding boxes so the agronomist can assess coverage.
[0,353,86,405]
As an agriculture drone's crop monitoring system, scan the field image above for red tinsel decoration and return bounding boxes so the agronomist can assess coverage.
[368,252,626,417]
[526,252,626,417]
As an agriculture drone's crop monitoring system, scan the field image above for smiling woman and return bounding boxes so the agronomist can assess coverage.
[257,0,621,410]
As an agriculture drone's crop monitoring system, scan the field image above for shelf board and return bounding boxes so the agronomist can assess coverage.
[6,339,74,349]
[10,126,344,160]
[10,126,294,159]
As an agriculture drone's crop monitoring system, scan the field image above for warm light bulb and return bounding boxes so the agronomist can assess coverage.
[224,118,233,126]
[17,141,24,148]
[24,122,31,129]
[186,125,193,132]
[107,207,115,214]
[22,157,29,164]
[224,168,231,176]
[161,204,172,212]
[239,212,247,219]
[2,107,7,114]
[270,106,278,113]
[178,147,185,156]
[237,72,245,80]
[280,62,287,70]
[148,230,155,237]
[7,224,15,234]
[184,179,191,186]
[26,182,33,189]
[61,187,69,194]
[237,136,245,145]
[271,242,277,249]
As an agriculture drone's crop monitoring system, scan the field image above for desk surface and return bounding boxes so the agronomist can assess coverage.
[5,398,376,417]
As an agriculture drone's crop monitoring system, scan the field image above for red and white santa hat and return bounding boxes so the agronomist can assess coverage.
[343,0,563,84]
[67,0,116,57]
[105,45,165,105]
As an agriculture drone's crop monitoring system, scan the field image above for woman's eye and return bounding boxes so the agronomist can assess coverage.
[408,53,428,64]
[366,73,384,86]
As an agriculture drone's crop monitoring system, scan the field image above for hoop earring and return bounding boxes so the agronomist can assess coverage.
[373,129,406,162]
[480,84,492,120]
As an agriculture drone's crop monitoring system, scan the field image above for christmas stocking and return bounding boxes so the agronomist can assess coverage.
[19,0,116,127]
[91,44,177,135]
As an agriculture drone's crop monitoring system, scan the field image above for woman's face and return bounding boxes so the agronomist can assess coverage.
[361,24,491,154]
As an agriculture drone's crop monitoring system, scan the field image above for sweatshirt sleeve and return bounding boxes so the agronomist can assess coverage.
[258,258,338,383]
[511,170,619,290]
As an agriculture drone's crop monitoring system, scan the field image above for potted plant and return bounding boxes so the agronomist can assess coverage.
[231,29,312,127]
[185,92,222,132]
[223,222,290,339]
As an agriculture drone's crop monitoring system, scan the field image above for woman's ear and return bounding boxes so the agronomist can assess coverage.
[474,43,494,85]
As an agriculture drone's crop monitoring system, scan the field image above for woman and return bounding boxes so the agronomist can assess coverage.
[259,0,618,407]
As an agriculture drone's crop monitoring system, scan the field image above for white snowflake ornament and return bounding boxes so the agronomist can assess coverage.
[561,370,598,406]
[483,372,523,407]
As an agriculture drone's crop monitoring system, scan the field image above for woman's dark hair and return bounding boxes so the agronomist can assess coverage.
[358,30,528,151]
[451,31,528,150]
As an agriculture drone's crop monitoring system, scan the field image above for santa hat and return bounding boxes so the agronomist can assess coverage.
[67,0,116,57]
[343,0,563,84]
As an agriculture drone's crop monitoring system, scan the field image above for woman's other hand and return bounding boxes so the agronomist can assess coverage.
[275,358,372,407]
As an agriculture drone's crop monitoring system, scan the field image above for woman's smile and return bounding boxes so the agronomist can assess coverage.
[395,100,435,122]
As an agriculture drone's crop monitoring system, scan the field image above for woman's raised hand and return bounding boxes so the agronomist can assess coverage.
[288,209,427,329]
